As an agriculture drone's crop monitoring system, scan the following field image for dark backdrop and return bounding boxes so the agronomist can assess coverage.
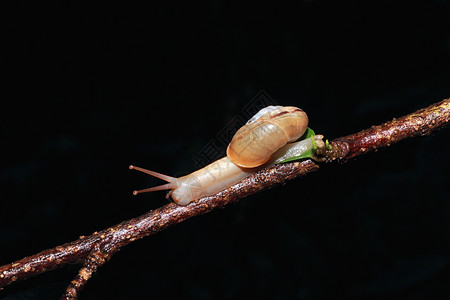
[2,1,450,299]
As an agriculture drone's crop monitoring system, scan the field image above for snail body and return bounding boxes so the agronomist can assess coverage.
[130,105,310,205]
[130,157,253,206]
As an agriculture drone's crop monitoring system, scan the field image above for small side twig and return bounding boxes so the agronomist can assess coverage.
[0,98,448,299]
[62,250,109,300]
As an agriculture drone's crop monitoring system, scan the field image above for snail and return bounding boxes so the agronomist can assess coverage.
[130,105,324,206]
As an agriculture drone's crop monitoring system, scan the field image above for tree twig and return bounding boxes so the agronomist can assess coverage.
[334,98,450,160]
[0,98,449,299]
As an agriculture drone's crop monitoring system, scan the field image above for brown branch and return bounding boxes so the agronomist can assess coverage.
[0,160,320,292]
[0,98,449,299]
[335,98,450,160]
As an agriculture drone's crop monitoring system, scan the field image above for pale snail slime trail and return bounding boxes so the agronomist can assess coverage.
[0,99,449,300]
[129,106,327,206]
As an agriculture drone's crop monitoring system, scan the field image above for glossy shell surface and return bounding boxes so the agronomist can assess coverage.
[226,106,308,168]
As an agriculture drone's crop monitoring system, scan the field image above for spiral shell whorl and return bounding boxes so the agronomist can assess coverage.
[227,106,308,168]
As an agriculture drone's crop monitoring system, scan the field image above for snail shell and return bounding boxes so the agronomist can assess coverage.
[226,106,308,168]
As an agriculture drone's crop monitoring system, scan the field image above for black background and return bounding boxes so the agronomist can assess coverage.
[2,1,450,299]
